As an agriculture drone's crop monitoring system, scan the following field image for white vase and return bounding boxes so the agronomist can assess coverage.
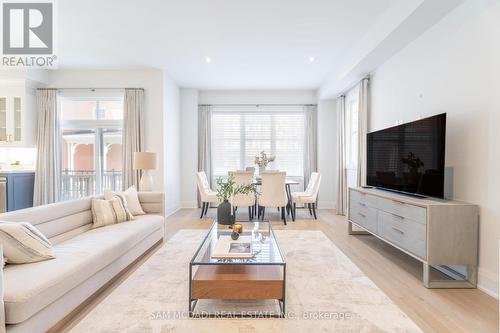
[259,166,266,175]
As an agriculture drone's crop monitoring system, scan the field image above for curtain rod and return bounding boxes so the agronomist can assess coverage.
[37,88,144,90]
[336,75,370,99]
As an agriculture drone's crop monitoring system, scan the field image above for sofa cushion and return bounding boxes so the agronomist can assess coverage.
[3,214,164,324]
[0,222,55,264]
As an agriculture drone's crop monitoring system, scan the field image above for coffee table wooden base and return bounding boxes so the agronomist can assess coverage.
[189,265,286,318]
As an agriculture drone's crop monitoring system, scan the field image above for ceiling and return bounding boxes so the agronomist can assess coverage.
[56,0,464,96]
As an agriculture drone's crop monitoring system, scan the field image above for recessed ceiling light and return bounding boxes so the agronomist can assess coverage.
[205,56,212,64]
[309,56,316,63]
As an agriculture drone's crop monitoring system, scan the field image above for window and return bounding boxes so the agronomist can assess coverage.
[59,91,124,200]
[345,87,359,188]
[346,98,359,169]
[211,105,305,183]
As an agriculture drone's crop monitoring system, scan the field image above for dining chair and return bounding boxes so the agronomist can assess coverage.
[196,171,219,218]
[229,171,255,220]
[291,172,321,221]
[257,171,288,224]
[245,166,255,175]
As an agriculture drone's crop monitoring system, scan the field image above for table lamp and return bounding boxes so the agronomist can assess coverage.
[133,152,156,191]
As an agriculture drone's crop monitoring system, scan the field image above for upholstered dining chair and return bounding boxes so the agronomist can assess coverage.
[258,171,288,224]
[196,171,219,218]
[229,171,255,220]
[291,172,322,221]
[245,166,256,175]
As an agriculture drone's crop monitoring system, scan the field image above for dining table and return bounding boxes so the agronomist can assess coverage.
[253,178,301,216]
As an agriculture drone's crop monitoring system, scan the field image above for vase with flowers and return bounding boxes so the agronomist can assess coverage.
[254,151,275,175]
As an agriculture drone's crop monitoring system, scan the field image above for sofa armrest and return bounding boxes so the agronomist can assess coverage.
[138,192,165,217]
[0,247,5,333]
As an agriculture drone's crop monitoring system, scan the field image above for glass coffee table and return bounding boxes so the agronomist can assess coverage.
[189,220,286,318]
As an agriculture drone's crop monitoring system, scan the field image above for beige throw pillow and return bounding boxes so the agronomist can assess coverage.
[109,186,145,216]
[104,190,134,221]
[0,222,55,264]
[92,198,128,228]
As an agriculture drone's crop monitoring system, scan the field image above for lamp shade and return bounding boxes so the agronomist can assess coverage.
[133,152,157,170]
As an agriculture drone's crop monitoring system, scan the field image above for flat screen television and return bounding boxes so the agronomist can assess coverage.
[366,113,446,198]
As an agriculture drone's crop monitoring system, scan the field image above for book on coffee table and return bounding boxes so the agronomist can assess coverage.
[211,235,253,259]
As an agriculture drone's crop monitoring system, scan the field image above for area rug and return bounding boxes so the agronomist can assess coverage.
[71,230,422,332]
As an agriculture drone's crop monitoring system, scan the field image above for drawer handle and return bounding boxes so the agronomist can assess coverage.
[358,212,366,218]
[392,200,405,206]
[359,202,366,207]
[392,227,404,235]
[392,213,405,220]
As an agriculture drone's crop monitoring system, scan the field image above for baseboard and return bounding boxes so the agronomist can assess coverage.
[165,205,182,217]
[477,267,498,299]
[180,201,198,208]
[318,201,336,210]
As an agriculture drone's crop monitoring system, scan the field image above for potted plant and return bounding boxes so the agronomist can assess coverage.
[254,151,275,175]
[216,175,257,225]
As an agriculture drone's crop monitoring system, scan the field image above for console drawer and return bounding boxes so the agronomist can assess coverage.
[350,190,378,208]
[350,204,377,232]
[376,196,427,224]
[377,211,427,259]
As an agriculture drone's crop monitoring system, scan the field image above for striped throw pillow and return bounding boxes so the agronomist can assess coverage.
[91,198,129,228]
[104,190,134,221]
[0,222,55,264]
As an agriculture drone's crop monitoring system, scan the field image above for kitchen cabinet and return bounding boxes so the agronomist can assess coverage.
[0,82,37,147]
[0,171,35,213]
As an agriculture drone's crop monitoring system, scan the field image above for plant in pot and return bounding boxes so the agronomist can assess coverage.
[216,175,257,225]
[401,152,424,185]
[254,151,275,175]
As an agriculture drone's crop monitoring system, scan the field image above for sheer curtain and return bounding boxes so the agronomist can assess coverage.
[34,89,61,205]
[357,78,369,187]
[122,89,144,190]
[197,105,212,207]
[336,96,347,215]
[303,105,318,189]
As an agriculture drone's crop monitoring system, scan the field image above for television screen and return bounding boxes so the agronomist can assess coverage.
[366,113,446,198]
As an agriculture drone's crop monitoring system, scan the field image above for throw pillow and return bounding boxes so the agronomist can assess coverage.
[104,190,134,221]
[123,186,146,215]
[92,198,128,228]
[0,222,55,264]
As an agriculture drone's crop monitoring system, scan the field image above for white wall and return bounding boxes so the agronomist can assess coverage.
[199,90,317,105]
[180,89,338,209]
[317,99,337,209]
[180,89,199,208]
[163,74,181,216]
[369,0,500,298]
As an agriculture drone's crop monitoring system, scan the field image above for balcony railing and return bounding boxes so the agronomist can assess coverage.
[61,169,122,200]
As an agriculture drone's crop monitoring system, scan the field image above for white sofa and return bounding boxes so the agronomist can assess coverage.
[0,192,165,333]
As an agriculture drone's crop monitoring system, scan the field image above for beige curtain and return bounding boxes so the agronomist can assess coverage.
[122,89,144,190]
[336,96,347,215]
[303,105,318,190]
[357,78,369,187]
[34,89,61,206]
[197,105,212,207]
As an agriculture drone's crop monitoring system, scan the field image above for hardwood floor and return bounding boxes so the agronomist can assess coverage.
[165,208,498,333]
[59,207,498,333]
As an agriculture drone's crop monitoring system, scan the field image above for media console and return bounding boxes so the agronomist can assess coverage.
[348,187,479,288]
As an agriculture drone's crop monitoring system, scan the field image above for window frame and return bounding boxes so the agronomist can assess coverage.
[210,105,306,183]
[59,91,124,198]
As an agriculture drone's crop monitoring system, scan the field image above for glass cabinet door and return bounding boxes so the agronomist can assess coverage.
[13,97,21,141]
[0,98,6,142]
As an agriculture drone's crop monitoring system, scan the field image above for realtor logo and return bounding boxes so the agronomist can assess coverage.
[2,2,53,54]
[1,1,56,67]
